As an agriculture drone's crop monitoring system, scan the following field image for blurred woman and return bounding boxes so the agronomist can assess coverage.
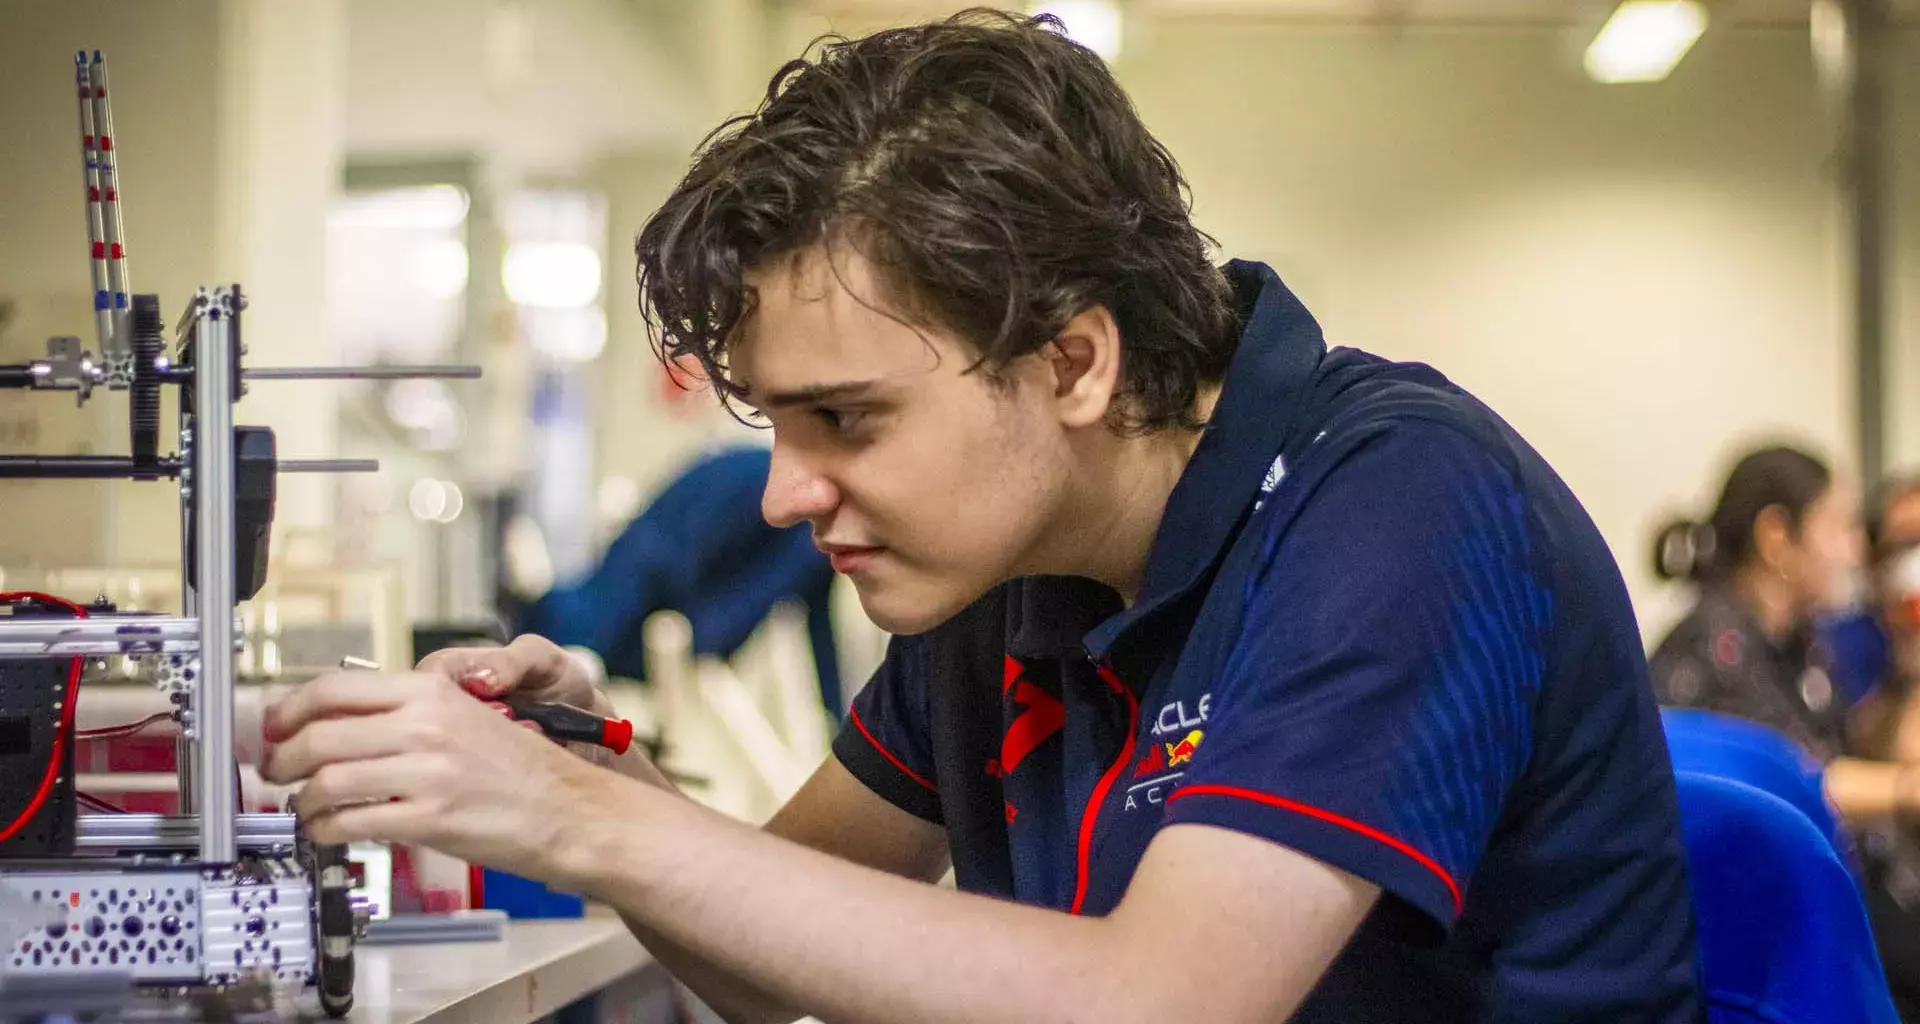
[1649,445,1867,761]
[1647,445,1920,842]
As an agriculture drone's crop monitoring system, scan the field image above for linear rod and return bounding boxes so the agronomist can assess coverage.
[0,455,179,478]
[75,52,112,357]
[278,458,380,473]
[244,364,481,381]
[87,52,131,363]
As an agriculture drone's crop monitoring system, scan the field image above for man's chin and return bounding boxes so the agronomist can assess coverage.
[853,579,977,637]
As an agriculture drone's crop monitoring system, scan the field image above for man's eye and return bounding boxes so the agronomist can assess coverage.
[814,407,866,434]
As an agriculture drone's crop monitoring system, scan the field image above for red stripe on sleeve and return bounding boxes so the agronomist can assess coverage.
[1166,783,1464,914]
[848,706,938,794]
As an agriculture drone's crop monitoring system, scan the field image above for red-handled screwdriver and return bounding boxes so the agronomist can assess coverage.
[340,658,639,757]
[503,697,635,756]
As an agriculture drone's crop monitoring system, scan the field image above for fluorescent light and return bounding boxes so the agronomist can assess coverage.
[1584,0,1708,84]
[410,239,469,299]
[524,307,607,363]
[1030,1,1123,61]
[502,242,602,309]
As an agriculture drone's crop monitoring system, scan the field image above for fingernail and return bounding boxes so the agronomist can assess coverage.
[460,670,501,698]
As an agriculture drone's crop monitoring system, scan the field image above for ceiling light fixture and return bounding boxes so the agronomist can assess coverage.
[1029,1,1123,61]
[1584,0,1709,84]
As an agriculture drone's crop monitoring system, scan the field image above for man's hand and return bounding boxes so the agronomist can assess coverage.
[413,634,672,780]
[417,634,606,715]
[261,669,627,885]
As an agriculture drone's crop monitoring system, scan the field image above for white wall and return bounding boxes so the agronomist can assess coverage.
[342,0,700,176]
[0,0,347,574]
[0,0,224,572]
[1122,20,1869,637]
[217,0,348,546]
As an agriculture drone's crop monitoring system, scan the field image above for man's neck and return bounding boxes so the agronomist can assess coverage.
[1043,388,1222,604]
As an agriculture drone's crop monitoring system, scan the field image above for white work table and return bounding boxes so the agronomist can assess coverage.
[341,912,668,1024]
[0,912,669,1024]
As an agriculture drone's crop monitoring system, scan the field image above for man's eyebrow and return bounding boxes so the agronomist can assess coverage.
[738,380,884,408]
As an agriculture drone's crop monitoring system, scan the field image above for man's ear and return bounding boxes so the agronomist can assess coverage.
[1043,306,1122,430]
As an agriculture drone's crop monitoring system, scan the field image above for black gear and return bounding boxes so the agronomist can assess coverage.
[128,293,163,478]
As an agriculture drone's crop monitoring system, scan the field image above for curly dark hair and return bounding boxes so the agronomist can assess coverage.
[634,7,1239,434]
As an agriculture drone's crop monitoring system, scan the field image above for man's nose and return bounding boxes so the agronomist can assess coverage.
[763,444,839,529]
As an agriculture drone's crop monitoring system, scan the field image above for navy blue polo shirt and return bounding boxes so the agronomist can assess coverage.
[833,260,1703,1021]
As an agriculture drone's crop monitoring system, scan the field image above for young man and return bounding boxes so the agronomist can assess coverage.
[263,11,1703,1021]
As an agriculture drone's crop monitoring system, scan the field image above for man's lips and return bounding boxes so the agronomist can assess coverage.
[817,542,884,574]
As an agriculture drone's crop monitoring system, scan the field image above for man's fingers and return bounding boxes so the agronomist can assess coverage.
[417,647,514,696]
[303,798,423,847]
[417,635,562,698]
[265,672,426,741]
[263,712,411,785]
[295,752,442,822]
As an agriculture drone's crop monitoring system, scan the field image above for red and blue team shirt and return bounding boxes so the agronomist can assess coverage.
[833,260,1704,1022]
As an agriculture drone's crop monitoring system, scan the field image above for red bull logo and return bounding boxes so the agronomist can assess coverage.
[1165,729,1204,767]
[1133,743,1166,778]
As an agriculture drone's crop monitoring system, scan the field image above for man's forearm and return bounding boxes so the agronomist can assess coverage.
[619,912,803,1024]
[585,740,803,1022]
[547,773,1374,1024]
[561,784,1132,1024]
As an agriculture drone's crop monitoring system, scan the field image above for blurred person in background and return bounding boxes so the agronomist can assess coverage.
[1650,448,1920,1015]
[1649,445,1866,761]
[1854,477,1920,759]
[508,444,845,712]
[1846,476,1920,1020]
[1649,446,1920,823]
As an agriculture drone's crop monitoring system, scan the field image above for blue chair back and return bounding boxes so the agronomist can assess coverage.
[1672,771,1900,1023]
[1661,707,1847,860]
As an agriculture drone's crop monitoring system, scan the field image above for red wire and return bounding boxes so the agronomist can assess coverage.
[76,791,126,814]
[77,711,172,739]
[0,591,88,844]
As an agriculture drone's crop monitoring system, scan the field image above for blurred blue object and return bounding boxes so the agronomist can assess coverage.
[479,868,586,919]
[1820,610,1890,706]
[1672,771,1901,1024]
[517,445,843,711]
[1662,707,1847,862]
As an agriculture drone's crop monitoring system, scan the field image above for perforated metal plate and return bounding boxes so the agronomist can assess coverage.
[201,858,315,987]
[0,869,202,984]
[0,856,316,990]
[0,658,75,856]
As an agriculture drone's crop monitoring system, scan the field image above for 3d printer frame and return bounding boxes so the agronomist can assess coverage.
[0,50,477,1019]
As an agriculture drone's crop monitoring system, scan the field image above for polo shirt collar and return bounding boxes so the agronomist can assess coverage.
[1080,259,1328,665]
